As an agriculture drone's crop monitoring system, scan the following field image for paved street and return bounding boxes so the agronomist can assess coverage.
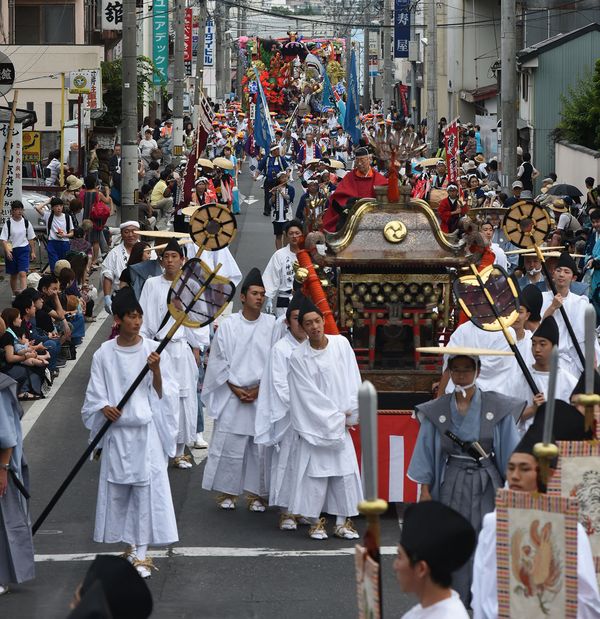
[2,171,416,618]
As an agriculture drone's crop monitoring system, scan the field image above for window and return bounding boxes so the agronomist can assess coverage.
[26,102,34,111]
[14,4,75,44]
[521,72,529,103]
[45,102,52,127]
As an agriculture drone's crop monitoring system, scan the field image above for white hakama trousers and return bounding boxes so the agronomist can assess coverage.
[269,430,298,509]
[287,438,363,518]
[93,424,178,546]
[169,342,198,446]
[202,424,268,497]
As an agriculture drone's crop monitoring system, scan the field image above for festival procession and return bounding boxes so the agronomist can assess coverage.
[3,4,600,618]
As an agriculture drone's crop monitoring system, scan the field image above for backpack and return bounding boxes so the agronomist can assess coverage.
[90,193,111,230]
[6,217,29,237]
[47,211,72,236]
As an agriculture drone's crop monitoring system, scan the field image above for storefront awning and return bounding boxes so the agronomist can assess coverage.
[460,84,498,103]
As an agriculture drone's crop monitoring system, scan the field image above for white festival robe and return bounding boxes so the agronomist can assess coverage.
[262,246,297,317]
[471,510,600,619]
[287,335,364,518]
[444,321,519,396]
[139,274,209,445]
[402,590,469,618]
[509,365,579,434]
[81,337,179,545]
[254,329,301,508]
[541,290,600,375]
[201,311,276,496]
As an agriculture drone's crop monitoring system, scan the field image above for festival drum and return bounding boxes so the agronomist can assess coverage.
[429,188,448,210]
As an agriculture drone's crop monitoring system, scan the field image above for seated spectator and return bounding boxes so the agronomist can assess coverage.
[0,314,44,400]
[13,290,64,377]
[38,273,84,348]
[58,267,95,323]
[142,160,160,187]
[150,169,174,214]
[0,308,49,368]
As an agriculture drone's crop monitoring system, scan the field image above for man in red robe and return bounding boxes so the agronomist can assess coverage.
[322,147,388,232]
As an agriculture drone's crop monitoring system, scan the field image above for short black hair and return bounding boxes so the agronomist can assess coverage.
[12,292,35,316]
[50,196,64,208]
[285,219,303,235]
[10,200,24,210]
[160,170,171,181]
[590,209,600,221]
[38,273,58,292]
[522,152,531,162]
[84,174,97,190]
[149,161,159,171]
[586,177,595,187]
[404,546,452,589]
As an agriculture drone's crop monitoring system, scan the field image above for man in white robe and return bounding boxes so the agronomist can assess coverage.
[508,316,578,435]
[139,238,208,469]
[471,408,600,618]
[202,267,276,511]
[254,292,306,530]
[263,220,303,316]
[287,297,363,540]
[81,288,179,579]
[540,251,600,375]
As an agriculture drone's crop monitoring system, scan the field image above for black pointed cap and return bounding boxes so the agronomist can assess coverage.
[400,501,476,574]
[111,287,143,318]
[571,371,600,397]
[241,267,264,294]
[557,251,578,275]
[79,555,153,619]
[66,580,112,619]
[533,316,559,345]
[354,146,369,157]
[163,237,183,257]
[520,284,543,322]
[298,296,322,323]
[527,400,593,443]
[286,290,306,321]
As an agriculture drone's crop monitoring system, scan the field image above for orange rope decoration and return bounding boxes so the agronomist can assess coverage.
[296,249,339,335]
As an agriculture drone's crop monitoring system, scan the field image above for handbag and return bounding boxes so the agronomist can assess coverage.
[90,192,111,231]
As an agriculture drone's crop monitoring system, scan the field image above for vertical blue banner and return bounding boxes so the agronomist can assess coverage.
[253,67,275,152]
[153,0,169,84]
[343,49,361,145]
[394,0,410,59]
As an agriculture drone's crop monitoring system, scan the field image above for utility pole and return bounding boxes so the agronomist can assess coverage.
[500,0,517,190]
[382,0,394,114]
[425,0,438,155]
[120,0,138,223]
[172,0,185,164]
[193,0,207,128]
[363,26,371,110]
[236,5,247,100]
[223,6,231,100]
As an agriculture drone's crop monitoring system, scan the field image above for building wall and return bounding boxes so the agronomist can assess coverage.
[555,141,600,195]
[0,45,105,132]
[532,30,600,178]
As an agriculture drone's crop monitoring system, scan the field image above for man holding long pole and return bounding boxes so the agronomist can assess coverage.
[81,288,179,579]
[541,251,600,376]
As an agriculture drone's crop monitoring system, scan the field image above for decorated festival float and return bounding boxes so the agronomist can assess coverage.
[239,32,346,118]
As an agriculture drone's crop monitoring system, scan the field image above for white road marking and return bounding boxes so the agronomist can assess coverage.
[21,311,110,438]
[35,546,398,562]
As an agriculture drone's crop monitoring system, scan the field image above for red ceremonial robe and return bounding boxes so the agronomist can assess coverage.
[322,169,388,232]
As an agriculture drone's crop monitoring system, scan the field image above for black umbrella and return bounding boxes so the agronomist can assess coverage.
[546,183,583,198]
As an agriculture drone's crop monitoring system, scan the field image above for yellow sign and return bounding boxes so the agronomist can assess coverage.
[22,131,41,163]
[69,71,91,94]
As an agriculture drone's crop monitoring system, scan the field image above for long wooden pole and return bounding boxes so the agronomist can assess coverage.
[0,91,18,214]
[32,264,222,535]
[60,74,65,186]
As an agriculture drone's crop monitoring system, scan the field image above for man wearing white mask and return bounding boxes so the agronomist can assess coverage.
[407,349,523,606]
[517,253,544,289]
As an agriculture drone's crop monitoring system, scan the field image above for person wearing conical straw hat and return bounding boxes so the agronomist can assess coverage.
[408,347,524,606]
